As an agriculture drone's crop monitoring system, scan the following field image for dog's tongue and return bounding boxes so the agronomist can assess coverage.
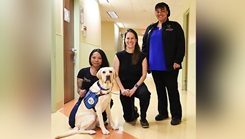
[105,79,111,84]
[105,76,111,83]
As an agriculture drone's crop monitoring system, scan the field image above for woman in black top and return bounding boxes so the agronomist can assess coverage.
[142,2,185,125]
[114,29,151,128]
[68,48,113,128]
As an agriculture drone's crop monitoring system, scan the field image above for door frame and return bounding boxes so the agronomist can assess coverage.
[182,9,190,91]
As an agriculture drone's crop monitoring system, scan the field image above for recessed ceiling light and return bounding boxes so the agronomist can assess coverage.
[107,11,118,18]
[116,22,124,28]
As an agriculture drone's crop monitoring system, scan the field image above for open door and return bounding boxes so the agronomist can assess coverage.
[63,0,75,103]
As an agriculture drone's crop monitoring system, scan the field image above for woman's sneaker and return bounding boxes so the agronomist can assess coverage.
[170,118,181,125]
[155,114,169,121]
[140,119,149,128]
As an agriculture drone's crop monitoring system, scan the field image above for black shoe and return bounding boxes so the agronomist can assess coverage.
[170,118,181,125]
[155,114,169,121]
[140,119,149,128]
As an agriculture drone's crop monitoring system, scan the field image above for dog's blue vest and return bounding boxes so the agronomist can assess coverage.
[84,90,98,109]
[83,81,110,111]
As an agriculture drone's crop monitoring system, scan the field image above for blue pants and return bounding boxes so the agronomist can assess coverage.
[68,97,113,128]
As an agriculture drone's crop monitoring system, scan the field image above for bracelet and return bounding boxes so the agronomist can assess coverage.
[135,84,139,88]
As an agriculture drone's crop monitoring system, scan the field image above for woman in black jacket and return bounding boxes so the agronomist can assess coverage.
[142,2,185,125]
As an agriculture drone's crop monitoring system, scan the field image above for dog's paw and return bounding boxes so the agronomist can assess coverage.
[77,129,96,134]
[89,130,96,134]
[102,129,110,135]
[111,126,119,130]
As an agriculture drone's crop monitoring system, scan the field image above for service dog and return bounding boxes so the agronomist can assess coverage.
[55,67,118,139]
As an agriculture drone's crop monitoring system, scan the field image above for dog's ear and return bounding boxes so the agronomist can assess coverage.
[114,70,118,79]
[96,68,102,80]
[111,68,118,79]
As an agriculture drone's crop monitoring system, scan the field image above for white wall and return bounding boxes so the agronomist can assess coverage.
[174,0,196,95]
[187,0,196,95]
[52,0,64,112]
[79,0,101,46]
[100,21,118,66]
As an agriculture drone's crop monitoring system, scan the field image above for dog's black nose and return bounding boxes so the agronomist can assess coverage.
[106,75,110,81]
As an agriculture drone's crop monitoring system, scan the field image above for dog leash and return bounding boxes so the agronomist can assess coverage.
[111,92,120,95]
[109,83,120,95]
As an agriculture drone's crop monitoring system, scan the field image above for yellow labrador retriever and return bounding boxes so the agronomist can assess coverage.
[55,67,118,139]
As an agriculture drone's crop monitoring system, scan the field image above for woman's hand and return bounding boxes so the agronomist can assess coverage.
[122,88,136,97]
[121,89,129,96]
[173,63,180,70]
[128,88,136,97]
[121,87,137,97]
[78,89,87,97]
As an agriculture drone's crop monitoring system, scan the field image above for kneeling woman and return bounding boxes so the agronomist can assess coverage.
[69,48,113,128]
[113,28,151,128]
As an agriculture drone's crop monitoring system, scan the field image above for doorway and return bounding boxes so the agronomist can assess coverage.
[63,0,75,103]
[182,9,189,91]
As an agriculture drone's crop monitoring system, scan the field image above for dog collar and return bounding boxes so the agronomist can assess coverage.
[97,81,110,91]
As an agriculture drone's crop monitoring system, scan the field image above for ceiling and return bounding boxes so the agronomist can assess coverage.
[97,0,192,30]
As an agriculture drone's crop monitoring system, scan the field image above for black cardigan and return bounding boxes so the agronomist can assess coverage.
[142,19,185,71]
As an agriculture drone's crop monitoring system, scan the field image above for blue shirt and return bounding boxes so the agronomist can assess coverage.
[149,27,166,71]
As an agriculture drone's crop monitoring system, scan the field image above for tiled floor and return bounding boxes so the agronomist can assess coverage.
[51,74,196,139]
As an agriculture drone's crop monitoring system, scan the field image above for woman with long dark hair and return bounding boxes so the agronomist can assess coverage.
[68,48,113,128]
[114,29,151,128]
